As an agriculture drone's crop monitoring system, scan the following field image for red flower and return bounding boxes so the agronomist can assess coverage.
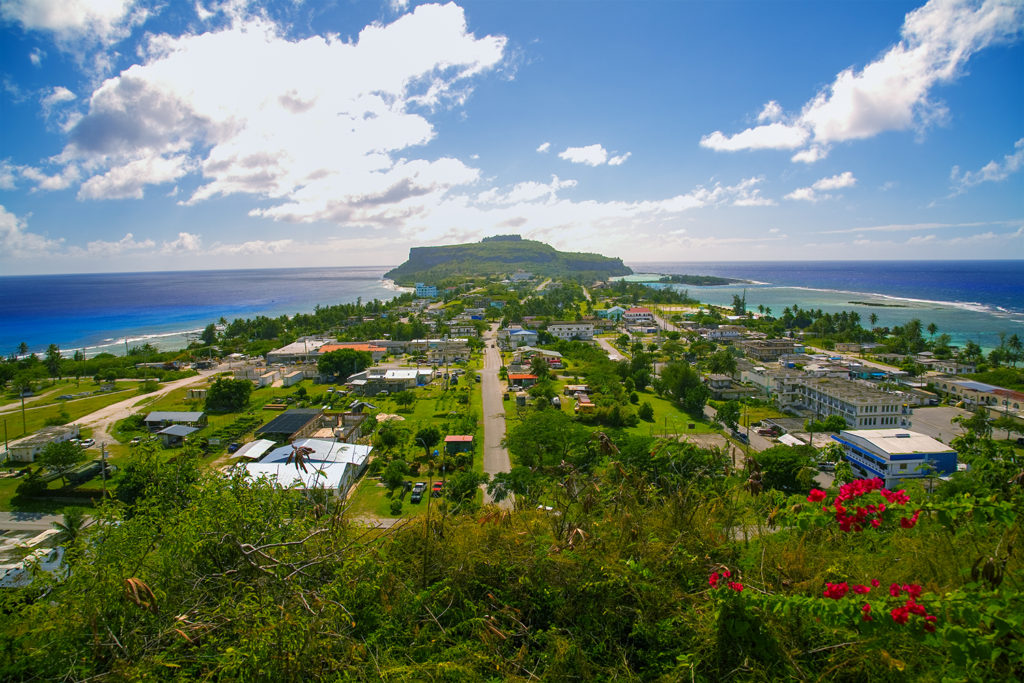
[870,518,881,528]
[728,582,743,592]
[924,615,938,633]
[890,583,902,597]
[823,582,849,599]
[709,572,720,588]
[807,489,827,503]
[722,569,732,578]
[852,584,871,594]
[861,603,873,621]
[871,579,880,588]
[903,584,923,599]
[891,606,910,624]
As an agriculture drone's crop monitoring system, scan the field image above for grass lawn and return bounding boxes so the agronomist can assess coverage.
[0,384,143,441]
[346,475,448,519]
[626,391,717,438]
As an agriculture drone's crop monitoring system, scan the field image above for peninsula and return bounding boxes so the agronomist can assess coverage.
[384,235,632,284]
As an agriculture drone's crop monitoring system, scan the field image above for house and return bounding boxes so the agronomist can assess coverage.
[347,367,434,395]
[230,439,277,460]
[507,373,539,388]
[449,325,479,338]
[832,429,957,488]
[622,307,655,324]
[547,321,594,341]
[498,327,538,349]
[243,438,372,498]
[704,374,758,401]
[143,411,207,431]
[444,435,474,454]
[933,360,977,376]
[7,425,81,463]
[254,409,324,442]
[736,338,802,362]
[415,283,438,298]
[266,338,330,364]
[930,377,1022,410]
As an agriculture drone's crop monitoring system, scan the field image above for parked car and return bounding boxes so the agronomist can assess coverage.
[227,443,241,453]
[432,481,444,497]
[129,437,141,446]
[80,438,95,448]
[410,482,426,503]
[731,431,749,444]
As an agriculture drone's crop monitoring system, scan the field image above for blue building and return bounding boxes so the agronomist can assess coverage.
[832,429,957,487]
[415,282,438,298]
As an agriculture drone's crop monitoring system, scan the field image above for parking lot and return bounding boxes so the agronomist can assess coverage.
[905,406,972,444]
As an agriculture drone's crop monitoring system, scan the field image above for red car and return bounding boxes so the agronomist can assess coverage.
[431,481,444,497]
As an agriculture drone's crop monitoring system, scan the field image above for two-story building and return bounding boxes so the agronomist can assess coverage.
[832,429,957,488]
[547,321,594,341]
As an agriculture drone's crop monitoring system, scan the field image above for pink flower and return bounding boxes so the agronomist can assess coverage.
[728,582,743,592]
[722,569,732,578]
[708,572,720,588]
[861,603,873,621]
[870,579,880,588]
[890,583,901,597]
[807,489,827,503]
[903,584,923,599]
[852,584,871,594]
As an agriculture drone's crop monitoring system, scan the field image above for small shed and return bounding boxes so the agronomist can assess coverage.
[157,424,199,447]
[444,435,474,454]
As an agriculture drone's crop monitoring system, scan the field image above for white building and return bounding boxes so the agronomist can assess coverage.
[833,429,957,487]
[8,425,81,463]
[793,377,909,429]
[622,307,655,324]
[547,321,594,340]
[243,438,372,498]
[415,283,438,298]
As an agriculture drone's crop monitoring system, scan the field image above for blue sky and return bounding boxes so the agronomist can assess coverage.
[1,0,1022,275]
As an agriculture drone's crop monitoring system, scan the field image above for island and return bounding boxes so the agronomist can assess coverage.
[384,235,632,284]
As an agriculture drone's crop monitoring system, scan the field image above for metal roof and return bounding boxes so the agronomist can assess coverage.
[157,425,199,437]
[145,411,205,422]
[254,409,322,436]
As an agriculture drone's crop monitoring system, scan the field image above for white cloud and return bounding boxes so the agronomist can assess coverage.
[786,171,856,201]
[702,0,1024,160]
[700,122,809,151]
[29,47,44,66]
[812,171,857,191]
[52,3,506,226]
[0,204,64,256]
[78,155,191,199]
[208,238,294,256]
[73,232,156,256]
[0,0,144,45]
[162,231,201,253]
[0,161,17,189]
[20,164,81,191]
[536,141,551,153]
[950,137,1024,193]
[559,144,608,166]
[40,85,76,117]
[791,145,828,164]
[757,100,783,123]
[477,175,577,205]
[558,143,631,166]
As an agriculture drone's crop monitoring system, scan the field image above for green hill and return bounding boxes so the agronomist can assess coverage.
[384,235,632,285]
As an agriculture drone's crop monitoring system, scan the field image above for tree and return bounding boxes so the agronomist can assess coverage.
[200,323,218,346]
[382,459,408,493]
[487,465,545,506]
[444,470,488,510]
[38,440,86,487]
[414,426,441,459]
[869,312,878,327]
[204,377,253,413]
[317,349,372,382]
[755,445,817,494]
[954,406,992,439]
[638,401,654,422]
[717,401,741,432]
[52,508,87,547]
[16,342,28,356]
[393,390,416,411]
[529,354,551,379]
[45,344,62,378]
[992,414,1020,441]
[505,409,592,472]
[927,322,938,340]
[707,349,737,376]
[660,361,709,414]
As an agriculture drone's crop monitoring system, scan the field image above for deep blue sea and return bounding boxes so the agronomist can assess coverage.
[627,260,1024,351]
[0,266,405,357]
[1,261,1022,357]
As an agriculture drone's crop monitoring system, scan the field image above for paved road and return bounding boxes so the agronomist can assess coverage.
[480,324,513,507]
[596,336,626,362]
[0,511,68,531]
[702,404,775,453]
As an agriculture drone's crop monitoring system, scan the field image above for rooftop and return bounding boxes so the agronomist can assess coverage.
[838,429,953,455]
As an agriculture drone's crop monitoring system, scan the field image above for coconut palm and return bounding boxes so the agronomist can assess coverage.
[52,508,87,547]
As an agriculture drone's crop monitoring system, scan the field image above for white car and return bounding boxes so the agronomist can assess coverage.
[80,438,96,448]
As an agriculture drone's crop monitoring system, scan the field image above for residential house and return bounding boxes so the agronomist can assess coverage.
[143,411,207,431]
[243,438,372,498]
[318,342,388,363]
[266,338,331,364]
[444,435,474,454]
[254,409,324,442]
[597,305,627,321]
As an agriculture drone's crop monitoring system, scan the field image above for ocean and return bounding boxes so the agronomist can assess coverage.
[626,260,1024,351]
[1,260,1021,358]
[0,266,406,357]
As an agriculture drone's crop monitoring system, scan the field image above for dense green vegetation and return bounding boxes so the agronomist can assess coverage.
[384,236,632,285]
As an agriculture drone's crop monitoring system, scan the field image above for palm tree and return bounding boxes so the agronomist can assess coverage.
[16,342,28,356]
[927,322,938,341]
[869,313,878,327]
[1008,334,1022,367]
[52,508,87,547]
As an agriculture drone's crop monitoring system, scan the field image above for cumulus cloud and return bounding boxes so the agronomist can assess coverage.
[72,232,156,256]
[0,204,64,255]
[757,100,784,123]
[1,0,145,45]
[785,171,857,202]
[162,231,202,253]
[558,143,631,166]
[39,85,76,118]
[78,155,191,199]
[29,47,44,66]
[536,141,551,153]
[208,238,294,256]
[702,0,1024,161]
[20,163,81,191]
[47,3,506,226]
[950,137,1024,193]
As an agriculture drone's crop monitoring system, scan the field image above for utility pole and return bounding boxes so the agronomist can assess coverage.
[100,443,107,497]
[20,392,27,434]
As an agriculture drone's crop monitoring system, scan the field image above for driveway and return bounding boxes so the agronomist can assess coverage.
[596,336,626,362]
[480,324,513,507]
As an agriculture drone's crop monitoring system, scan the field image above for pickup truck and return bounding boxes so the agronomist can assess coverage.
[410,482,426,503]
